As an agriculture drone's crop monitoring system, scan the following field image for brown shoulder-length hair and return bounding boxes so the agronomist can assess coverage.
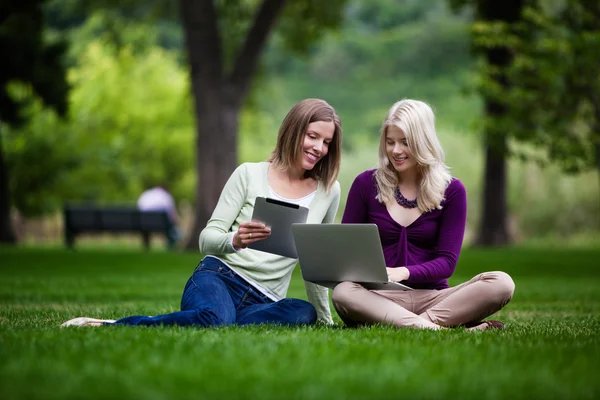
[269,99,342,191]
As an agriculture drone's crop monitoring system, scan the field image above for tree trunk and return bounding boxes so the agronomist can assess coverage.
[186,97,240,250]
[475,132,509,246]
[595,138,600,229]
[473,0,524,247]
[180,0,235,250]
[179,0,286,250]
[0,135,16,243]
[589,95,600,229]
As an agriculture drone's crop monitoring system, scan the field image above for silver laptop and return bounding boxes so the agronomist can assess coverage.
[292,223,413,291]
[249,197,309,258]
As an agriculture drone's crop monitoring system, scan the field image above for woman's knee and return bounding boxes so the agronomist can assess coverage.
[484,271,515,304]
[195,308,235,327]
[280,298,317,325]
[331,281,359,308]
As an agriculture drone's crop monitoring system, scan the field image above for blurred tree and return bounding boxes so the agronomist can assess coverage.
[3,94,79,218]
[450,0,528,246]
[4,40,194,216]
[179,0,346,249]
[43,0,184,58]
[0,0,69,243]
[61,41,194,205]
[264,0,477,139]
[50,0,347,249]
[480,1,600,221]
[4,0,346,248]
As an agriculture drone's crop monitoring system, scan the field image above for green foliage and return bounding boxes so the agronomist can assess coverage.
[6,0,353,217]
[276,0,347,54]
[262,0,479,144]
[352,0,443,29]
[1,247,600,399]
[43,0,184,64]
[63,41,194,204]
[0,0,69,126]
[1,0,70,242]
[4,39,194,216]
[460,0,600,172]
[2,93,78,216]
[239,107,279,163]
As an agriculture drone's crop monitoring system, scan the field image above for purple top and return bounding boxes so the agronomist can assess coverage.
[341,170,467,290]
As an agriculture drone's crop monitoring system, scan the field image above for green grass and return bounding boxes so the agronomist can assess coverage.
[1,246,599,400]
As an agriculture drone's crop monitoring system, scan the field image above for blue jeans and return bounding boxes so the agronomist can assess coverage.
[112,257,317,327]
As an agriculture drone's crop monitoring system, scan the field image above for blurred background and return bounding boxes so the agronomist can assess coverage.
[1,0,599,250]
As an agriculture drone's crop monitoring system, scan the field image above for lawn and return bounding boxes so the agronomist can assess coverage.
[1,246,599,400]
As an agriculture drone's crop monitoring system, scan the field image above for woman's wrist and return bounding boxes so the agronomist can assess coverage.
[400,266,410,281]
[230,232,242,251]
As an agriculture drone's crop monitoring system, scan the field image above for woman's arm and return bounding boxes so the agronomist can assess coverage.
[404,179,467,283]
[341,172,370,224]
[322,181,341,224]
[198,164,248,255]
[303,280,333,324]
[303,181,340,324]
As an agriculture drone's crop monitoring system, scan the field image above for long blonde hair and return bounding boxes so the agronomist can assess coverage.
[375,99,452,213]
[269,99,342,191]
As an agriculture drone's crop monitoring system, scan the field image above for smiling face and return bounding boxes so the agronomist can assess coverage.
[385,125,418,174]
[298,120,335,171]
[269,99,342,189]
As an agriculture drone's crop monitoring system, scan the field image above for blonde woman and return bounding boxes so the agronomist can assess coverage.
[332,99,514,331]
[62,99,342,327]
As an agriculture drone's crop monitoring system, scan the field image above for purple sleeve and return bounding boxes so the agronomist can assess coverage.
[405,179,467,283]
[341,172,371,224]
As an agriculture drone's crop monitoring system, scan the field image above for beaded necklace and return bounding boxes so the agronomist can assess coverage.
[394,188,418,209]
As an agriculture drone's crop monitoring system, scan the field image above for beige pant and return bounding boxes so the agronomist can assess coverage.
[332,271,515,330]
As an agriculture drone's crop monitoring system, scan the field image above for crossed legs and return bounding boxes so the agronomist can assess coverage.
[332,271,515,330]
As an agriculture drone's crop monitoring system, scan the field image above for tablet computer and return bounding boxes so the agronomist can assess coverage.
[248,197,309,258]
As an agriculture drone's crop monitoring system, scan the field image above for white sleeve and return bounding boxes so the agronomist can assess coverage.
[303,182,340,324]
[199,164,248,254]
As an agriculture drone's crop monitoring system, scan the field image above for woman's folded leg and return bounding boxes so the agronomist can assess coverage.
[111,269,238,327]
[332,281,441,330]
[415,271,515,327]
[236,298,317,326]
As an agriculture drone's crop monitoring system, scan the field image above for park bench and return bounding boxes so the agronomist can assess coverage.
[63,205,172,250]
